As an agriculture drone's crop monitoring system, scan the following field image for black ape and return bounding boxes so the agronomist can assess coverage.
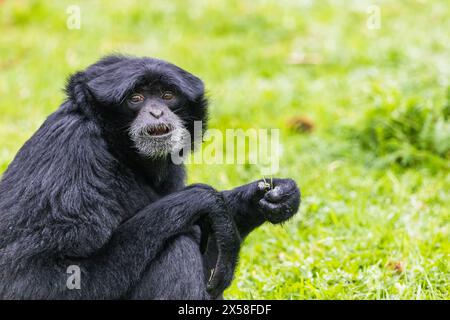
[0,55,300,299]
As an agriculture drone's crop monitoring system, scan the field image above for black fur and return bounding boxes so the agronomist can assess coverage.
[0,55,300,299]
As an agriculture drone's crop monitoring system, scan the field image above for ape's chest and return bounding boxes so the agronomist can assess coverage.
[113,163,184,220]
[118,178,171,220]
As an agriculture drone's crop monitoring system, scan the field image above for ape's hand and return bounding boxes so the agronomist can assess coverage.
[201,179,300,297]
[221,178,301,235]
[248,178,301,224]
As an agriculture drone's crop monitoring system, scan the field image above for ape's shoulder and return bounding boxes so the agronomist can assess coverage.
[1,107,113,183]
[0,107,125,254]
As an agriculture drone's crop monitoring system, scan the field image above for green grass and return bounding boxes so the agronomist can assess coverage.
[0,0,449,299]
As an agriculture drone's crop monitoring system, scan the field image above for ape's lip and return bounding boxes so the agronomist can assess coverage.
[145,123,172,137]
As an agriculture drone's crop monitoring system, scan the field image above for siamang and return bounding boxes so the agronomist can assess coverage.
[0,55,300,299]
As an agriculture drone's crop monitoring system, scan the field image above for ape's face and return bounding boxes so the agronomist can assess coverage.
[67,56,208,159]
[125,82,190,158]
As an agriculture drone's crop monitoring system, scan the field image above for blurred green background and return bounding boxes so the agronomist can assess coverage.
[0,0,449,299]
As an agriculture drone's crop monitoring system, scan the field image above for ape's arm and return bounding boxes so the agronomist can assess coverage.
[222,182,267,238]
[7,185,239,300]
[84,184,238,299]
[203,179,300,240]
[201,179,301,282]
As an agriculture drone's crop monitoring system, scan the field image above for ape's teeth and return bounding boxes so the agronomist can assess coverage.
[145,124,171,136]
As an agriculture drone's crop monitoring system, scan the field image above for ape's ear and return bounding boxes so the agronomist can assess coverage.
[65,71,90,106]
[169,66,208,136]
[173,68,205,102]
[186,94,208,136]
[65,69,137,110]
[66,55,142,106]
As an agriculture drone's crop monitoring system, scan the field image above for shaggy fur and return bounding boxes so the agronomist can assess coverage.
[0,55,300,299]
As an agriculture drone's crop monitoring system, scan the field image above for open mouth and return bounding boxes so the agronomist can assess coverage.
[145,123,172,136]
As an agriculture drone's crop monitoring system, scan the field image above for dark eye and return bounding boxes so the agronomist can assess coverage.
[129,93,144,104]
[162,91,174,100]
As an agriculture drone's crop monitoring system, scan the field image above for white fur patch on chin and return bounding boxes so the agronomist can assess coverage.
[131,126,191,159]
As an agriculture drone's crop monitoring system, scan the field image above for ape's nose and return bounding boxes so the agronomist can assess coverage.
[149,109,164,119]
